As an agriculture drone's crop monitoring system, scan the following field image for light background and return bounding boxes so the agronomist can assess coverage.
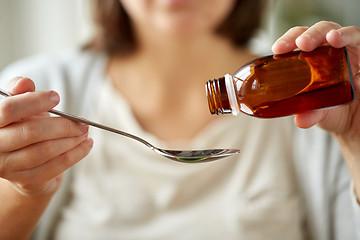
[0,0,92,70]
[0,0,359,70]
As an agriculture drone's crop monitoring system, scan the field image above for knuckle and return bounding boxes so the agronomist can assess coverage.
[291,26,308,32]
[293,26,307,31]
[19,122,40,141]
[14,182,36,194]
[347,25,360,33]
[62,119,75,135]
[284,26,308,37]
[316,20,329,25]
[316,20,341,28]
[37,141,56,159]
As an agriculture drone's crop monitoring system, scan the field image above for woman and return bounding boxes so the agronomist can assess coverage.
[0,0,359,239]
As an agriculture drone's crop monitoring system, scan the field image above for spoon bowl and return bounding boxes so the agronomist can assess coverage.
[0,89,240,163]
[154,148,240,163]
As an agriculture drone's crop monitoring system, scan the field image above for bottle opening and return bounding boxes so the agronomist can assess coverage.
[205,77,232,115]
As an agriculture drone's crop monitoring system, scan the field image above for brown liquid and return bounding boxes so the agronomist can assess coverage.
[206,46,354,118]
[249,81,352,118]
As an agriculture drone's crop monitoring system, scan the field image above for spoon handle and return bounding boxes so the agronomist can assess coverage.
[49,109,155,149]
[0,88,155,150]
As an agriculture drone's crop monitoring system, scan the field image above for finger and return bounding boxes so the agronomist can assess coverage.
[0,90,60,127]
[295,21,342,51]
[294,110,325,129]
[272,26,308,54]
[326,26,360,48]
[5,77,50,119]
[12,138,93,185]
[0,117,89,152]
[6,77,36,95]
[4,134,88,172]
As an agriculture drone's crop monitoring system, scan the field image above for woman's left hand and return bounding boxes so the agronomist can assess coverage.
[272,20,360,199]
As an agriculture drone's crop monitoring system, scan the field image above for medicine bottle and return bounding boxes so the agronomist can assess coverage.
[205,46,354,118]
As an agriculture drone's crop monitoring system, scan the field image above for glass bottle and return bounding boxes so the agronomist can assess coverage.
[205,46,354,118]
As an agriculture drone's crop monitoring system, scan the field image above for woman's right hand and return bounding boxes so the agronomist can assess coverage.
[0,77,93,196]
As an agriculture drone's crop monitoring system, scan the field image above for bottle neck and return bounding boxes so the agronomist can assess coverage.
[205,76,232,115]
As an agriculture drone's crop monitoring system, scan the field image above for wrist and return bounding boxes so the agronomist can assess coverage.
[0,177,58,240]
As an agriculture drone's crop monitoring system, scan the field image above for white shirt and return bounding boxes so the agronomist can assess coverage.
[0,48,358,240]
[54,79,302,240]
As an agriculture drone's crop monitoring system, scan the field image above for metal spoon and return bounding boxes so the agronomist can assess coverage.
[0,89,240,163]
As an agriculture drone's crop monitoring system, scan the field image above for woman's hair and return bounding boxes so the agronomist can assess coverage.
[87,0,264,55]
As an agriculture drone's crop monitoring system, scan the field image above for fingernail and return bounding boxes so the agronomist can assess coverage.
[80,123,89,134]
[278,40,288,46]
[86,138,93,147]
[302,34,312,40]
[8,78,22,94]
[297,34,313,44]
[49,91,60,103]
[13,78,21,88]
[355,74,360,82]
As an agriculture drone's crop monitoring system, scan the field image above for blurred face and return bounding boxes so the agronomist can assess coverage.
[119,0,236,37]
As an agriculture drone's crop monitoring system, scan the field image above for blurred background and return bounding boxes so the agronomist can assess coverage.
[0,0,92,70]
[0,0,359,71]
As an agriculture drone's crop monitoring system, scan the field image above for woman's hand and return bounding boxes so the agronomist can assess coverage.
[272,21,360,199]
[272,21,360,132]
[0,77,93,196]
